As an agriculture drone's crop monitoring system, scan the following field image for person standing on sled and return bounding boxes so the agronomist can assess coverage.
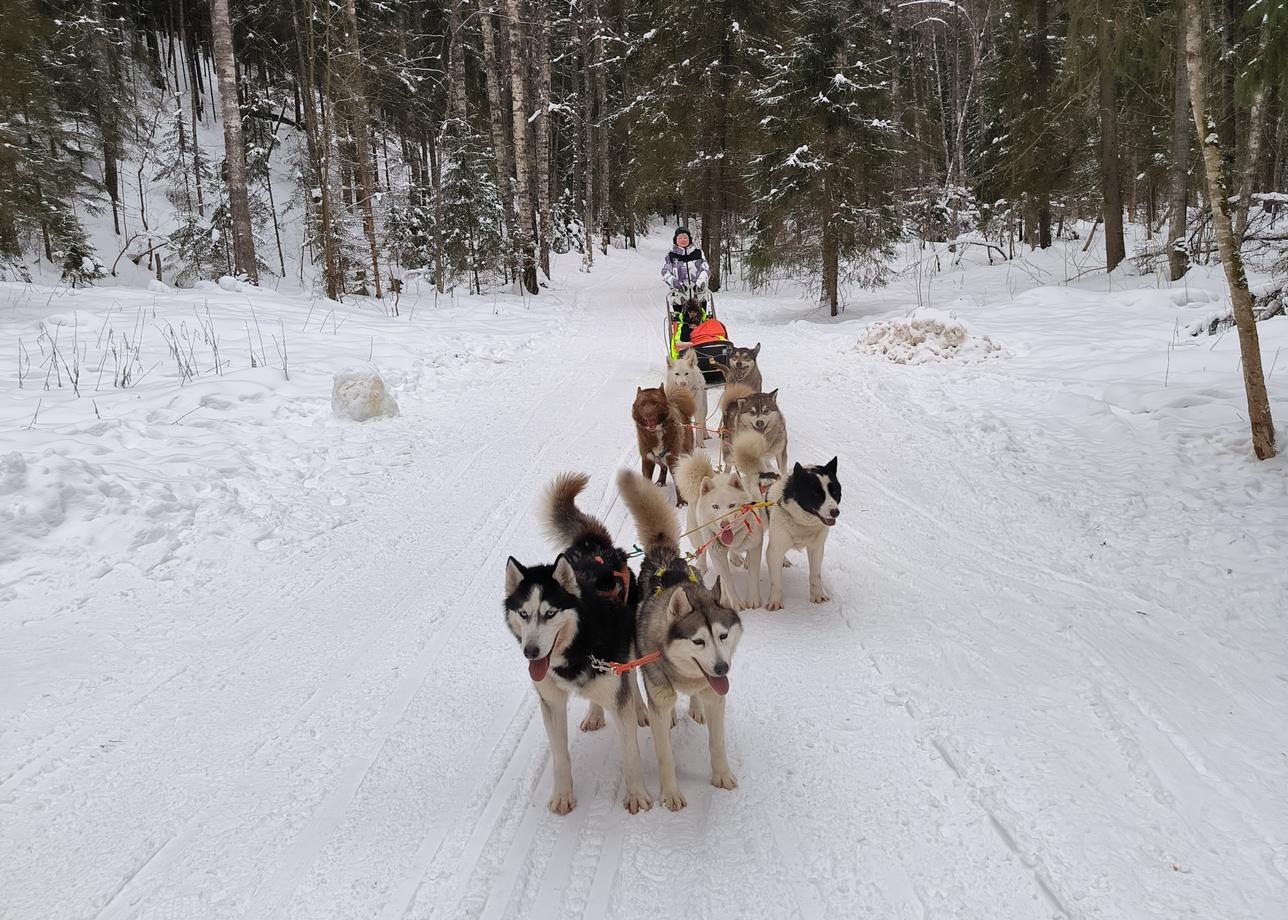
[663,227,713,352]
[662,227,709,292]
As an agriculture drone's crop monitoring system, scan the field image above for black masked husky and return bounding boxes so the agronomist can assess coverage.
[765,457,842,610]
[617,468,744,812]
[505,475,652,816]
[541,472,644,733]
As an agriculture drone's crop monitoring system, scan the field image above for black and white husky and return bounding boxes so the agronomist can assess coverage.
[504,475,652,816]
[763,457,842,610]
[617,468,744,812]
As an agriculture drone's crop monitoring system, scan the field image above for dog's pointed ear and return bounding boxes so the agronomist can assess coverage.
[753,342,761,357]
[667,588,692,621]
[711,575,723,600]
[792,462,805,478]
[666,355,674,368]
[700,475,714,495]
[505,557,526,596]
[552,554,581,597]
[824,456,838,475]
[728,472,744,492]
[736,397,748,410]
[766,388,779,404]
[636,386,642,395]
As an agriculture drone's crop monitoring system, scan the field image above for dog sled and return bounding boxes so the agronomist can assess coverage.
[665,282,731,387]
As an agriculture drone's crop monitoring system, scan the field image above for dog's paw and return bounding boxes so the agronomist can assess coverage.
[660,788,687,812]
[623,788,653,814]
[783,558,794,568]
[689,703,706,724]
[766,597,784,612]
[810,590,831,604]
[635,706,651,728]
[579,709,606,732]
[548,790,576,815]
[745,593,762,610]
[711,769,738,790]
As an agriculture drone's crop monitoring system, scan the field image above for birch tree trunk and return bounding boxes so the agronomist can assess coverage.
[341,0,381,297]
[1184,0,1276,459]
[504,0,539,293]
[533,0,553,277]
[578,14,595,271]
[208,0,258,282]
[1098,0,1124,273]
[1167,0,1190,281]
[590,0,610,252]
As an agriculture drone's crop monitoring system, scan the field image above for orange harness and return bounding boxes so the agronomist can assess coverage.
[590,651,663,675]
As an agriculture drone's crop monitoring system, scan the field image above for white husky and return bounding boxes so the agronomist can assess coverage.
[665,350,710,444]
[675,452,764,610]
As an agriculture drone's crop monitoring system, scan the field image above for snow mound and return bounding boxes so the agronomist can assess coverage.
[332,369,400,421]
[858,308,1002,364]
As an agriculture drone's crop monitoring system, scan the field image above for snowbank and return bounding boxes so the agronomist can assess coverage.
[858,307,1002,364]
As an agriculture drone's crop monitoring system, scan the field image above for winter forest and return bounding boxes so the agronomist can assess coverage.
[5,1,1288,918]
[4,0,1287,302]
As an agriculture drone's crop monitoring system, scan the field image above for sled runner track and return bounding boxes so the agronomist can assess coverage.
[247,423,584,917]
[379,442,639,920]
[87,375,579,920]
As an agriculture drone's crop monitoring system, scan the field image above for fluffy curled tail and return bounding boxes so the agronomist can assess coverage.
[542,472,612,549]
[719,382,755,413]
[732,430,771,477]
[616,468,680,561]
[674,451,716,505]
[667,386,696,420]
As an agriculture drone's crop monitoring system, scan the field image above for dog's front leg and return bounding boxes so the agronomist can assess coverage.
[646,690,685,811]
[744,530,763,609]
[613,687,652,814]
[702,691,737,790]
[711,547,744,610]
[579,702,605,732]
[641,457,656,483]
[765,527,789,611]
[537,686,575,814]
[807,537,830,603]
[628,673,650,727]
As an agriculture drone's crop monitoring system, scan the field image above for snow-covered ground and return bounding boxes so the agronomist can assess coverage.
[2,229,1287,920]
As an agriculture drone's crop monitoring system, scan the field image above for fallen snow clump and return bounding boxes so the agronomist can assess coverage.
[859,308,1002,364]
[332,369,400,421]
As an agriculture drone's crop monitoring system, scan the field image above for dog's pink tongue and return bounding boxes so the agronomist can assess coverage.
[706,674,730,696]
[528,655,550,682]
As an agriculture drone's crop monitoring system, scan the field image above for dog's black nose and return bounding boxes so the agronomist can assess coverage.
[830,508,840,519]
[524,645,542,660]
[713,661,729,677]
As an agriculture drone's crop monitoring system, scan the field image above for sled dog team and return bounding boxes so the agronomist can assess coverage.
[504,344,844,814]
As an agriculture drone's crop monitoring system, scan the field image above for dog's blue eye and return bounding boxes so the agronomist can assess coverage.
[543,609,557,620]
[518,611,530,621]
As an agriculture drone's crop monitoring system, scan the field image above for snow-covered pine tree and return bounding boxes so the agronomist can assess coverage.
[746,0,899,315]
[0,1,107,279]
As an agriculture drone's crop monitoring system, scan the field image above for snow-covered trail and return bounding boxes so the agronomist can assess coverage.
[3,237,1286,920]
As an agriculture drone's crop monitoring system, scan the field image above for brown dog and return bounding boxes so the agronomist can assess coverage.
[633,384,694,504]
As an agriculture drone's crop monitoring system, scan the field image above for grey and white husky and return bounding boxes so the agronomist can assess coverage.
[720,384,788,473]
[617,468,744,811]
[504,475,653,815]
[675,451,764,611]
[763,457,842,611]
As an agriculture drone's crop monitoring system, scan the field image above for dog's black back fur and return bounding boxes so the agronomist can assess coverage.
[563,535,641,608]
[782,457,841,514]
